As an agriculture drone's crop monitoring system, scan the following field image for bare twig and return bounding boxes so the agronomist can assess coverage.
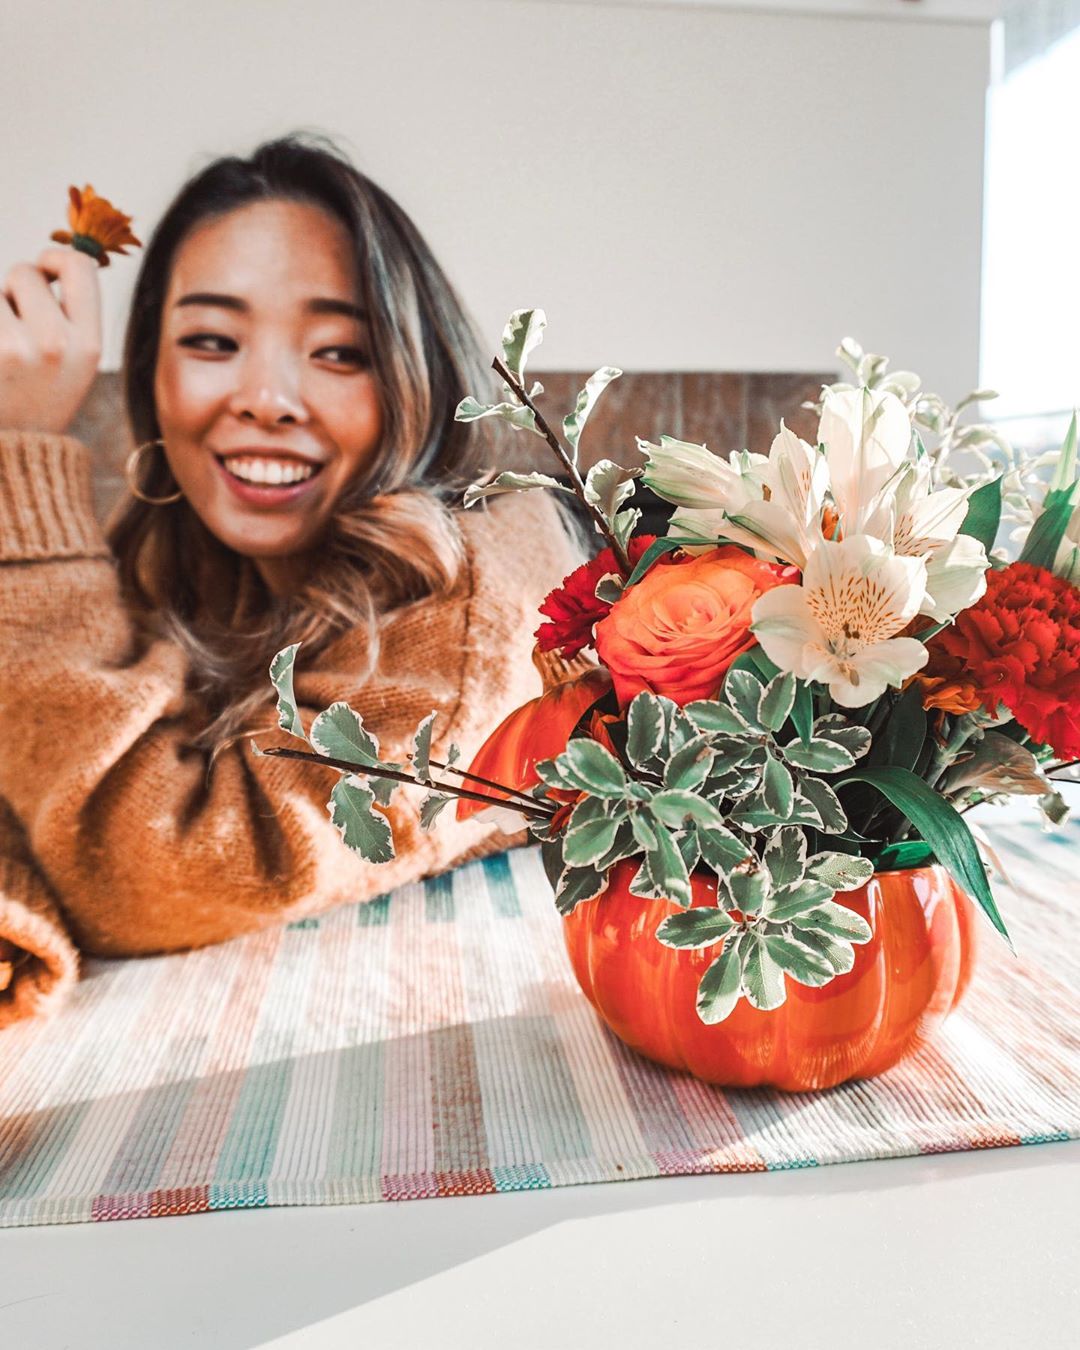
[491,356,633,577]
[257,745,555,821]
[428,757,550,810]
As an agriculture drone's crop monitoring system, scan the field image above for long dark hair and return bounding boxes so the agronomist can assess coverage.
[105,131,500,764]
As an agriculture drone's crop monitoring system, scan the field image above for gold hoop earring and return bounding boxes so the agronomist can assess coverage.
[125,439,184,505]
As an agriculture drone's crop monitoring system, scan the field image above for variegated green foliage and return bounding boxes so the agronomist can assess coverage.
[534,670,876,1021]
[259,644,463,864]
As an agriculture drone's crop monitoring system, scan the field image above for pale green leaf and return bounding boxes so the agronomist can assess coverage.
[765,932,836,987]
[791,901,873,944]
[454,397,538,434]
[501,308,547,385]
[411,710,437,784]
[463,471,569,508]
[563,368,623,463]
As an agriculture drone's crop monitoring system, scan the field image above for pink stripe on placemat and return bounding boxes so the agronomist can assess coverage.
[0,820,1078,1227]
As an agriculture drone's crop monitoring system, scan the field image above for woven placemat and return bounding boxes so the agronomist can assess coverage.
[1,819,1077,1226]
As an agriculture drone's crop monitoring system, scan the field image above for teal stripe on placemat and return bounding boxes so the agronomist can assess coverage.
[424,872,455,923]
[492,1162,552,1190]
[357,893,391,926]
[213,1045,294,1184]
[483,852,522,918]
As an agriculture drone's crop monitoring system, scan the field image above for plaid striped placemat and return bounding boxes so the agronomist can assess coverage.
[1,819,1078,1227]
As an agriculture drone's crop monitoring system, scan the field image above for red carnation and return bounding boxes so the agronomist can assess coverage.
[926,562,1080,759]
[535,536,659,658]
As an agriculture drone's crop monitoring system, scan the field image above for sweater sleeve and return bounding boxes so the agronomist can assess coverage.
[0,431,578,991]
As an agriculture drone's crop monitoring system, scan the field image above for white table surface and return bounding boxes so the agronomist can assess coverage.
[1,1141,1077,1350]
[3,795,1078,1349]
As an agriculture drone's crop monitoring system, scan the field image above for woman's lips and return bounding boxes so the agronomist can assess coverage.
[213,455,326,507]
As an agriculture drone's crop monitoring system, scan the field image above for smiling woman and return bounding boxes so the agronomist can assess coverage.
[0,134,579,1025]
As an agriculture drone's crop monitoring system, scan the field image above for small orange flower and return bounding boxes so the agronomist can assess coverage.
[909,674,983,716]
[51,184,141,267]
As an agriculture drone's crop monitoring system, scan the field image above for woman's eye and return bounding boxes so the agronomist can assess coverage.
[317,346,369,366]
[178,333,236,354]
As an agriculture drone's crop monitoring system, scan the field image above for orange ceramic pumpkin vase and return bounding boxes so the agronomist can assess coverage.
[563,859,980,1092]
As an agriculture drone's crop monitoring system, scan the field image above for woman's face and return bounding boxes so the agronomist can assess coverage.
[154,198,382,595]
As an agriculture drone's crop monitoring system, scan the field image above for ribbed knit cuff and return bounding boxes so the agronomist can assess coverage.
[0,431,110,562]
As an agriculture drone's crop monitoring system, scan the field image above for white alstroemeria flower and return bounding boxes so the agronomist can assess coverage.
[751,535,929,708]
[639,436,766,510]
[819,387,912,534]
[668,424,827,566]
[1054,501,1080,585]
[863,459,988,619]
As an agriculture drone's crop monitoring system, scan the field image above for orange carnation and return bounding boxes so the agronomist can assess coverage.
[594,545,797,706]
[51,184,141,268]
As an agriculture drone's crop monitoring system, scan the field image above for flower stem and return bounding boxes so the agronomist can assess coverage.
[491,356,633,578]
[256,746,556,821]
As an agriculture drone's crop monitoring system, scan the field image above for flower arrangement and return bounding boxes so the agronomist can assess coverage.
[257,312,1079,1030]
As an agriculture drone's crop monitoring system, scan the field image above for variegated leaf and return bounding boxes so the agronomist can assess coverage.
[554,864,606,916]
[269,643,306,740]
[655,907,736,950]
[463,471,570,508]
[764,933,835,987]
[791,901,873,944]
[310,702,381,766]
[583,458,641,527]
[696,942,744,1024]
[762,826,808,889]
[411,711,437,784]
[758,672,796,732]
[626,692,665,766]
[327,776,395,864]
[740,931,787,1011]
[804,853,874,893]
[501,308,547,385]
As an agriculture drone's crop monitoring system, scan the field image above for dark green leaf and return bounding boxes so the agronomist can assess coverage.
[759,671,797,732]
[625,537,698,588]
[554,865,607,915]
[838,766,1011,945]
[960,476,1003,552]
[791,680,814,747]
[871,839,936,871]
[646,825,693,907]
[728,870,767,915]
[875,685,928,773]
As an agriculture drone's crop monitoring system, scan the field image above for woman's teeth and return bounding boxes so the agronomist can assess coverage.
[222,457,318,486]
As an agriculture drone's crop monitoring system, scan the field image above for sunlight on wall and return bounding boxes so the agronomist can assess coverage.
[981,21,1080,425]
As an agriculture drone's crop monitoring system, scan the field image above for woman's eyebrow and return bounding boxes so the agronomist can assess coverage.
[174,292,366,320]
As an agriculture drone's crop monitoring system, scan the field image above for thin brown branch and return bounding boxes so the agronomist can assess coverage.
[256,746,555,822]
[428,757,550,810]
[491,355,633,578]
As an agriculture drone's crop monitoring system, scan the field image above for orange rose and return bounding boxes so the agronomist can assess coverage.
[594,545,797,706]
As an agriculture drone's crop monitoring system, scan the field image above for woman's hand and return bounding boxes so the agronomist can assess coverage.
[0,246,103,435]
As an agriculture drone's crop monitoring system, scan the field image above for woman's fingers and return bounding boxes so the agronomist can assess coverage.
[32,246,103,351]
[2,263,69,352]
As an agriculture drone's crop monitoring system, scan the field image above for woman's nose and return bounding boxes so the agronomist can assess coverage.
[227,348,309,425]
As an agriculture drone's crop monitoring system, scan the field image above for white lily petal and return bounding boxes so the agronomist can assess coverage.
[820,388,913,533]
[921,534,989,621]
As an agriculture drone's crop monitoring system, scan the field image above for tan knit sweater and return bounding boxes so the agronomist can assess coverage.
[0,431,578,1030]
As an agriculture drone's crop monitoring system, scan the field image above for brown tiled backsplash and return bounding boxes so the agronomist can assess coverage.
[72,369,834,524]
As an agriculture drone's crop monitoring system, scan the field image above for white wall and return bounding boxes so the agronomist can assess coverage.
[0,0,991,398]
